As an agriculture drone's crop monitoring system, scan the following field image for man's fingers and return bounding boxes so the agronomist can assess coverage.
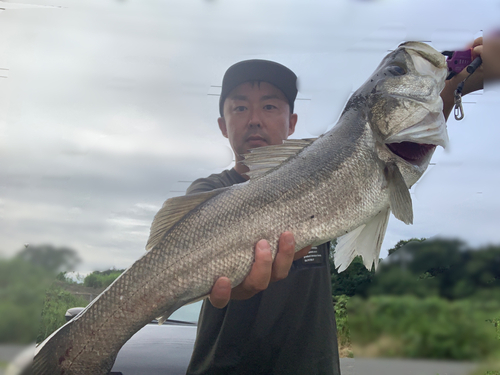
[231,239,273,299]
[248,239,273,290]
[271,232,295,282]
[208,277,232,309]
[211,235,313,303]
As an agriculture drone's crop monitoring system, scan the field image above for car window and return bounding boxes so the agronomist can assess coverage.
[167,300,203,323]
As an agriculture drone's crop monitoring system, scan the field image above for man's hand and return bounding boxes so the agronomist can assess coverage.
[208,231,312,309]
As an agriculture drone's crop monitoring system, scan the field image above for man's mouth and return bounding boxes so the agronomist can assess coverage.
[246,135,268,147]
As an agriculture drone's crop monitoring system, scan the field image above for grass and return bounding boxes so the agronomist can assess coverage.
[37,285,89,343]
[339,295,500,360]
[334,295,354,358]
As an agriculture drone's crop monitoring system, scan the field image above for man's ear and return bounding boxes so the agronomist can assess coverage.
[288,113,298,136]
[218,117,228,138]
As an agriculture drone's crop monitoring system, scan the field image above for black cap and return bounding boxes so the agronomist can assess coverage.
[219,59,298,116]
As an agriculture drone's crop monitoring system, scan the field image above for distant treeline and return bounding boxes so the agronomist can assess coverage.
[331,238,500,300]
[81,269,126,288]
[52,237,500,301]
[65,237,500,300]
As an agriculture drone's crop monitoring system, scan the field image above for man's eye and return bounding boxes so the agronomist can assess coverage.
[234,106,246,112]
[264,104,276,110]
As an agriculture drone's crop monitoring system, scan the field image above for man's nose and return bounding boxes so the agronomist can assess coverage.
[248,109,261,128]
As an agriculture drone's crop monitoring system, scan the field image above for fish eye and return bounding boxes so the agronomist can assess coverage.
[388,65,406,76]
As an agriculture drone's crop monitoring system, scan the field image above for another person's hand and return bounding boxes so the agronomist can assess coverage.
[442,34,500,119]
[480,33,500,83]
[208,231,312,309]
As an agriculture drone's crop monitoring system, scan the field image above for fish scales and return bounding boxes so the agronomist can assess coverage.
[32,41,448,374]
[34,119,387,373]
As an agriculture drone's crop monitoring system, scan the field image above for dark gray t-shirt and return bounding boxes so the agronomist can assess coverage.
[186,168,341,375]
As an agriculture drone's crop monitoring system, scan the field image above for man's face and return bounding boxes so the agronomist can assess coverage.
[218,81,297,163]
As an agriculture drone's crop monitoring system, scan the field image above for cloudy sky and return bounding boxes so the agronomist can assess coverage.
[0,0,499,272]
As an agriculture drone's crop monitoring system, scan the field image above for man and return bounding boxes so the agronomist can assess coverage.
[186,60,340,374]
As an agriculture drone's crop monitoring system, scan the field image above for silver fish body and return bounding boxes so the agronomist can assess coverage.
[32,42,448,374]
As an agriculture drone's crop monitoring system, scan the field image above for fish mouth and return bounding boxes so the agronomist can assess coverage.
[384,110,448,167]
[386,142,436,166]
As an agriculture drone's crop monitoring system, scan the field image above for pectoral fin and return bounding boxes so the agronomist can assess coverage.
[385,163,413,225]
[334,207,390,272]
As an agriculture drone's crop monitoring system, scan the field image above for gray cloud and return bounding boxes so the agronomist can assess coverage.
[1,0,499,273]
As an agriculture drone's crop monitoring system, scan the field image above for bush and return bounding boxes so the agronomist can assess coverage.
[0,303,37,344]
[333,295,350,347]
[347,295,500,360]
[83,269,124,288]
[37,285,89,343]
[0,245,82,344]
[0,258,54,343]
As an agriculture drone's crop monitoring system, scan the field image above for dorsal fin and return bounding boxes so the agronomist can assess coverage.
[242,138,317,180]
[145,188,228,251]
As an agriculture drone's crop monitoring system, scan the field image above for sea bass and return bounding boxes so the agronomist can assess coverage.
[32,42,448,374]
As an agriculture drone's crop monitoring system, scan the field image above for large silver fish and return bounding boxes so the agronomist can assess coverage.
[32,42,448,374]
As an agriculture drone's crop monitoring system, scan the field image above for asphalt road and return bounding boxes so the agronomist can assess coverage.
[340,358,479,375]
[0,345,481,375]
[0,345,29,375]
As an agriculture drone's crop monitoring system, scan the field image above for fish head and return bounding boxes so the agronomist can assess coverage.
[363,42,448,185]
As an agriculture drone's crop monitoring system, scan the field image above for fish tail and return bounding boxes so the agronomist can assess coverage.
[32,321,73,375]
[33,318,115,375]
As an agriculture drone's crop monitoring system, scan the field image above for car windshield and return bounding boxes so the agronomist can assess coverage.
[161,300,203,324]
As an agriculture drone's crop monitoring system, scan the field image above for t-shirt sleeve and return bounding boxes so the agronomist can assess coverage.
[186,177,222,195]
[186,169,244,195]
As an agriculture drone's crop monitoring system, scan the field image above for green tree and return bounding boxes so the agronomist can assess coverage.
[331,256,374,297]
[0,245,82,343]
[368,238,500,300]
[0,257,53,343]
[15,244,81,274]
[387,237,426,256]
